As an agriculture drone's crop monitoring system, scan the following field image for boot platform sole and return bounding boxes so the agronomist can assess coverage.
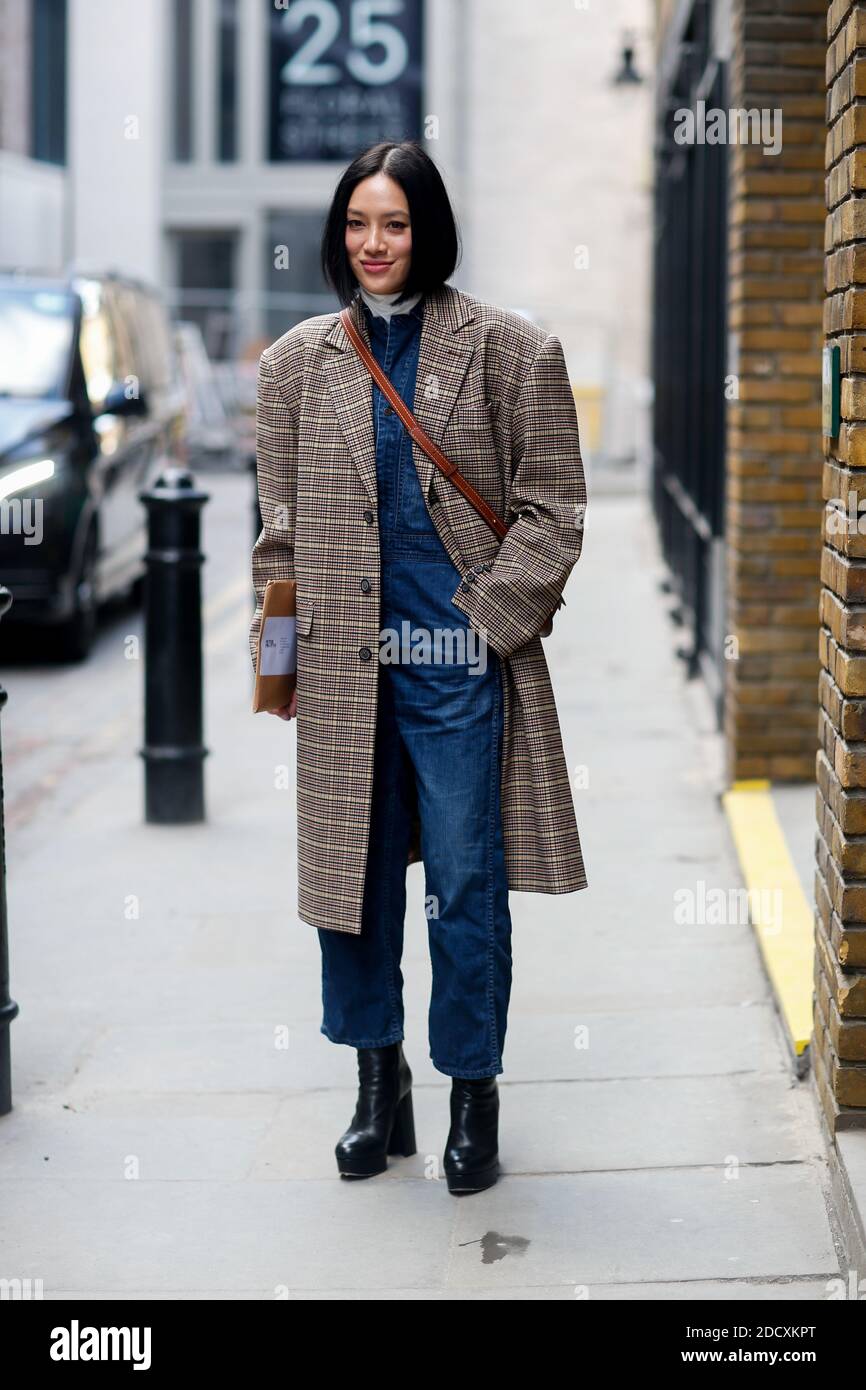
[335,1091,416,1177]
[445,1159,500,1195]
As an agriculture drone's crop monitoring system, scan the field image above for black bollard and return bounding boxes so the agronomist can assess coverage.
[0,586,19,1115]
[138,467,210,823]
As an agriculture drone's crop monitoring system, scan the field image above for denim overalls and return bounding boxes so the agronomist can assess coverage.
[316,295,514,1078]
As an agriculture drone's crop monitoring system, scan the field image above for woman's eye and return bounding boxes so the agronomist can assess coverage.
[347,219,406,231]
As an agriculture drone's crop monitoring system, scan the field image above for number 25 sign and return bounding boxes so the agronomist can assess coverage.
[268,0,424,162]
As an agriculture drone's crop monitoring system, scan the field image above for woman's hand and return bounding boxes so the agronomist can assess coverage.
[267,688,298,721]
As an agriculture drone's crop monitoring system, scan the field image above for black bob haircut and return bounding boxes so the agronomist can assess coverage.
[320,141,461,307]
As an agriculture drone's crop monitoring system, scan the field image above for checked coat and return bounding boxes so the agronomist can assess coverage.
[249,281,588,934]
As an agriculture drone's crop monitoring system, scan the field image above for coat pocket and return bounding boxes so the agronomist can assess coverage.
[296,597,314,636]
[450,396,500,430]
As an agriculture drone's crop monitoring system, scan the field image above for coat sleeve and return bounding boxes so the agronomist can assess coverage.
[248,346,300,673]
[449,331,587,657]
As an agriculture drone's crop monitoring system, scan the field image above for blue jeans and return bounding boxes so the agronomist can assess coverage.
[317,531,513,1079]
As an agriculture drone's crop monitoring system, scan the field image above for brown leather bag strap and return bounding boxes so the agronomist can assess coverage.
[339,305,510,542]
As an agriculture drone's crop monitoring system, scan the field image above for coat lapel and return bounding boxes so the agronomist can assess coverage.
[411,285,476,503]
[323,283,476,508]
[322,292,377,507]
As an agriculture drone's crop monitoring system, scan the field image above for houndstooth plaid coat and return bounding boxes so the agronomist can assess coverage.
[249,281,588,934]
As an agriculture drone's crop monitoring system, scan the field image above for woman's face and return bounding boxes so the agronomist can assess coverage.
[345,173,412,296]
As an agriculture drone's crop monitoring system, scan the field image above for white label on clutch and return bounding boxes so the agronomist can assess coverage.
[260,615,297,676]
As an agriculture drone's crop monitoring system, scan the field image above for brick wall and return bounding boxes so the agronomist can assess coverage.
[815,0,866,1131]
[724,0,827,782]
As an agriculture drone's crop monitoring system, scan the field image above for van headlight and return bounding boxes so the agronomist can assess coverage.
[0,458,56,501]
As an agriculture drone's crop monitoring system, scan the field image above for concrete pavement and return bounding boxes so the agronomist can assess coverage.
[0,472,847,1298]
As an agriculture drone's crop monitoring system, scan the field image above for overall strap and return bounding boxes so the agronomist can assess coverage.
[339,306,510,543]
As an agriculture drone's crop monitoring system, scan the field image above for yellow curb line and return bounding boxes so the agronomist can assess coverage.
[721,779,813,1065]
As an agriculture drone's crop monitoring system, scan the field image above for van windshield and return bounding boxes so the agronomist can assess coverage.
[0,287,76,400]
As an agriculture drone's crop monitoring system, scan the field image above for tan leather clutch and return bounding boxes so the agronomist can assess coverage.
[252,579,297,713]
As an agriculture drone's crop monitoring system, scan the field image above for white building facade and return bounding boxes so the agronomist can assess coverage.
[1,0,653,467]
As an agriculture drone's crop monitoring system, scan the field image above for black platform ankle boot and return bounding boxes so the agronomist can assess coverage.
[444,1076,500,1195]
[335,1042,416,1179]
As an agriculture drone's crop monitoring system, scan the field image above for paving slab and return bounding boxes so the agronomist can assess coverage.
[447,1166,839,1289]
[0,1178,457,1294]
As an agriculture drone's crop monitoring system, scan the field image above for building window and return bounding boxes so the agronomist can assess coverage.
[31,0,67,165]
[651,5,729,718]
[217,0,239,162]
[264,210,334,343]
[172,0,194,161]
[170,231,238,361]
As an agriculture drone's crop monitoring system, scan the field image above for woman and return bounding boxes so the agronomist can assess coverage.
[249,141,588,1196]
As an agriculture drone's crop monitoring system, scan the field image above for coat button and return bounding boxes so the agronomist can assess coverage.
[359,646,372,661]
[360,578,371,593]
[384,405,394,415]
[363,509,374,524]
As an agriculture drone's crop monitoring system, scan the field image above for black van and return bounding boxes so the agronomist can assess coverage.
[0,271,186,658]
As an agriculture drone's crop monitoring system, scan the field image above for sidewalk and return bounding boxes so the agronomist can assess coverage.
[0,475,846,1299]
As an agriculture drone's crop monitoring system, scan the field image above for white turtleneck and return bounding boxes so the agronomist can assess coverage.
[358,284,423,322]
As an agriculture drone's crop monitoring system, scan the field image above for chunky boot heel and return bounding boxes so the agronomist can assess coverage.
[335,1042,414,1179]
[444,1076,500,1196]
[386,1089,417,1157]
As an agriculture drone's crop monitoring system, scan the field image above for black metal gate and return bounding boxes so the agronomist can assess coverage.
[652,0,729,721]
